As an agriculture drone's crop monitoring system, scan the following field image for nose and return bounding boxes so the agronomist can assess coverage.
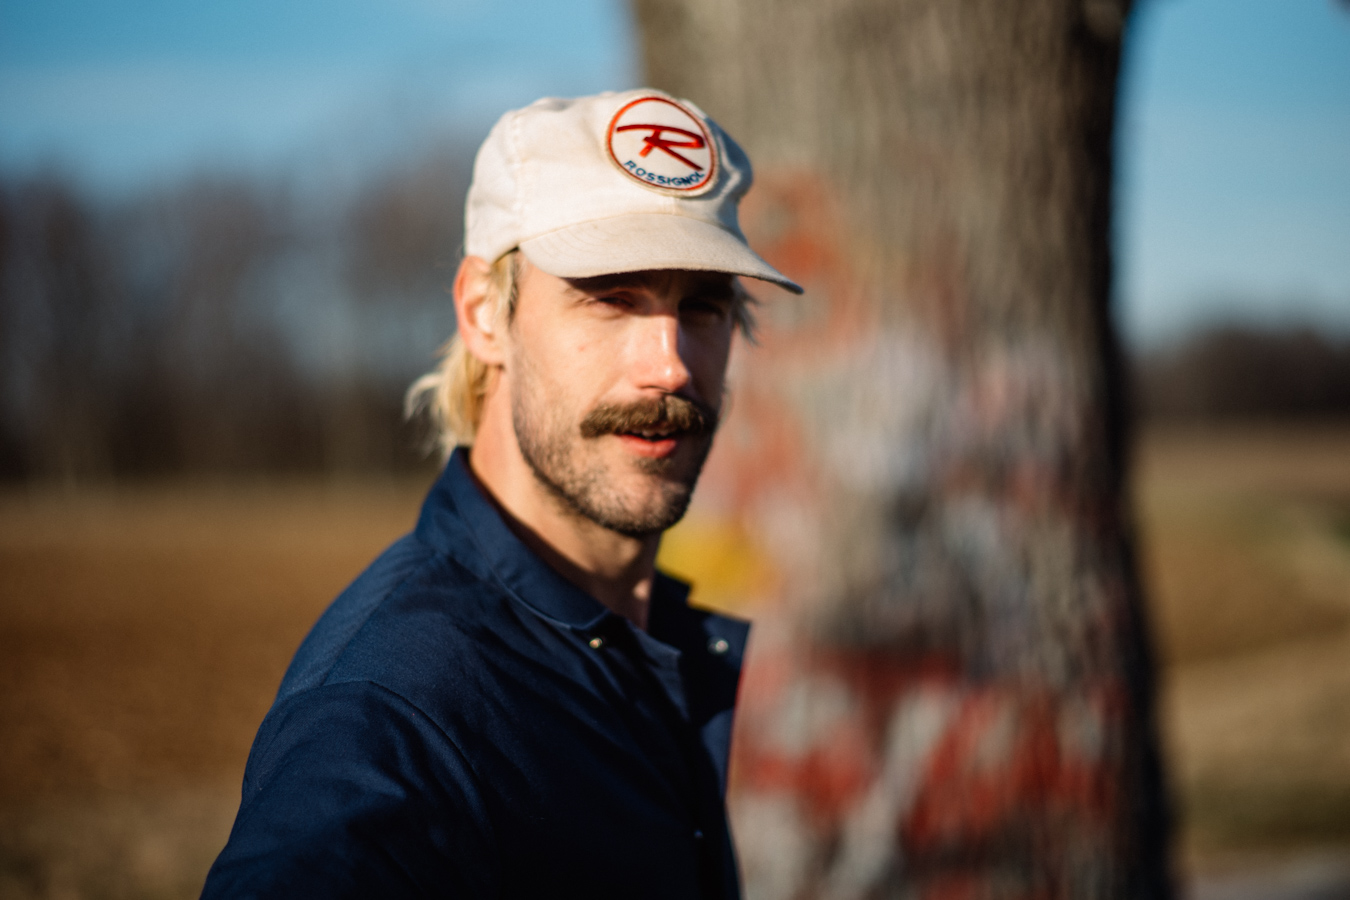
[632,312,692,395]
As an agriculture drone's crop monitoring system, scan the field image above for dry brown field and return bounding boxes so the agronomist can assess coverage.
[0,476,439,899]
[1135,425,1350,885]
[1,425,1348,898]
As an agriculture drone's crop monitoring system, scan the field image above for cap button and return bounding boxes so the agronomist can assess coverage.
[707,637,730,656]
[588,636,605,650]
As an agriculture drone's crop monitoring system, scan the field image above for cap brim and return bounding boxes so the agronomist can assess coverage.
[518,213,803,294]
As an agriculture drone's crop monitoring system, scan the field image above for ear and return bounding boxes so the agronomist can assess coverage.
[453,255,507,366]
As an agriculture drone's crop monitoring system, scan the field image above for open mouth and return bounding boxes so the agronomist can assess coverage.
[624,427,681,442]
[614,427,683,458]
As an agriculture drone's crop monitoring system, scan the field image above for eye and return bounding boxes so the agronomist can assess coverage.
[680,296,732,324]
[591,293,633,310]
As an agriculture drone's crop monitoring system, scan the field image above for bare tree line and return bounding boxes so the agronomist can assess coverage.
[1,147,1344,483]
[1135,325,1350,422]
[0,146,472,481]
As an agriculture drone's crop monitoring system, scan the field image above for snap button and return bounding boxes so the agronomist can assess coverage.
[588,636,605,650]
[707,637,729,656]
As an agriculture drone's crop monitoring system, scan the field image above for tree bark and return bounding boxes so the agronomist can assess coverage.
[633,0,1171,897]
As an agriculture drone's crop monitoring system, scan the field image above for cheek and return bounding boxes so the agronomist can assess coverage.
[516,326,616,408]
[686,331,734,394]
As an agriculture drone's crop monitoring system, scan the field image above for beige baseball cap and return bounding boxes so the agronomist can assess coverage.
[464,89,802,294]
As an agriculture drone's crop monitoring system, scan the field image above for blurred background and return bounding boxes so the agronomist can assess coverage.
[1,0,1348,897]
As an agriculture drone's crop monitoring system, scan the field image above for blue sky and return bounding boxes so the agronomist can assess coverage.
[2,0,1347,346]
[1117,0,1350,343]
[0,0,641,187]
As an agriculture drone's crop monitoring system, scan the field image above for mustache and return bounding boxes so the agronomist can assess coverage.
[579,394,718,439]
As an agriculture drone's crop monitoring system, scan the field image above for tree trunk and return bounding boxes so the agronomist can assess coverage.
[633,0,1171,897]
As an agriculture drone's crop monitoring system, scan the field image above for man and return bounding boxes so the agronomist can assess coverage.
[203,89,800,898]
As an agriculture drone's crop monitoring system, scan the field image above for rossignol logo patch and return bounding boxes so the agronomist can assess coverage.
[606,96,716,194]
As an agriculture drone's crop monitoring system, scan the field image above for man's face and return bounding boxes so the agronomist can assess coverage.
[503,259,738,538]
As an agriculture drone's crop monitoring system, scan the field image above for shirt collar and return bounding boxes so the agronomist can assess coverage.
[415,448,745,667]
[413,448,611,628]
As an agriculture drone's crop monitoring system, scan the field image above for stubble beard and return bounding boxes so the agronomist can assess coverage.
[512,388,718,539]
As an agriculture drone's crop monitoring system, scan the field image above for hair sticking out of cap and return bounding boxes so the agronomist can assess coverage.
[405,251,520,456]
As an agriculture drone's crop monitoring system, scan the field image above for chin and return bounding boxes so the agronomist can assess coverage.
[593,456,702,532]
[601,479,695,538]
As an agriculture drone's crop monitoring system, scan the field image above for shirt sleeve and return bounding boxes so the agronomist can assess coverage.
[202,680,498,899]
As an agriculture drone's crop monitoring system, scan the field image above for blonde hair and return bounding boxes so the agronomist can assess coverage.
[405,251,521,457]
[406,251,757,458]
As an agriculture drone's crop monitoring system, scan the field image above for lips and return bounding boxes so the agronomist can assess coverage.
[615,432,681,459]
[578,394,717,462]
[629,427,678,440]
[620,424,685,456]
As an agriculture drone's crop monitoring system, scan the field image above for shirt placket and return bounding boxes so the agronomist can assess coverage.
[631,625,733,900]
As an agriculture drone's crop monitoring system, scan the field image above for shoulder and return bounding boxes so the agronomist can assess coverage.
[243,680,483,807]
[262,526,564,776]
[275,532,501,702]
[206,680,499,898]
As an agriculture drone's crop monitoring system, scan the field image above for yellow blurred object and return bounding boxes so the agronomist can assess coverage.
[656,514,777,617]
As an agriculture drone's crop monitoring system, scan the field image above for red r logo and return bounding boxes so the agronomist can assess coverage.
[606,95,717,194]
[614,125,707,171]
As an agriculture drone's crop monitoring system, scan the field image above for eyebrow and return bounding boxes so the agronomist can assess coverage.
[566,271,737,299]
[566,274,648,294]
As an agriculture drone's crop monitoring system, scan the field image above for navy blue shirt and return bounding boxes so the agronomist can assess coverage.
[203,449,749,899]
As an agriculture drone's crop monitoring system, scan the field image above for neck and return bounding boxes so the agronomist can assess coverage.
[467,394,661,631]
